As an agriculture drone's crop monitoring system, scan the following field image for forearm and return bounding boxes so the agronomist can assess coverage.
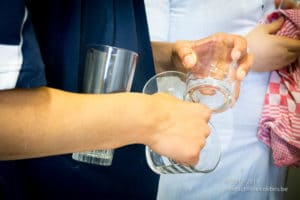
[151,41,174,73]
[0,87,153,160]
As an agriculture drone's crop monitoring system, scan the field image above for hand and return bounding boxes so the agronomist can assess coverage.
[246,18,300,72]
[171,32,253,103]
[140,93,212,165]
[274,0,300,9]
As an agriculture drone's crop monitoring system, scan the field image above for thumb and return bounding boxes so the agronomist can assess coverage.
[265,17,284,34]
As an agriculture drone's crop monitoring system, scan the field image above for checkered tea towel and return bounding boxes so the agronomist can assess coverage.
[257,9,300,167]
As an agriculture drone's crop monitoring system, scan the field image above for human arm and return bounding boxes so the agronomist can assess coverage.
[0,87,211,164]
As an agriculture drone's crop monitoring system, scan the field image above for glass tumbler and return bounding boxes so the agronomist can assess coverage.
[143,71,221,174]
[72,44,138,166]
[185,40,238,113]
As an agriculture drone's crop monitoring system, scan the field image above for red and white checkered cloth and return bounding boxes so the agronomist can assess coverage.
[257,9,300,167]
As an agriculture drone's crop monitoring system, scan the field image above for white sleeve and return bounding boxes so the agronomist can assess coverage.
[0,8,27,90]
[144,0,170,41]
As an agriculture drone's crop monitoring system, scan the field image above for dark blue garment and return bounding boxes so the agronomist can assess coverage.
[0,0,46,89]
[0,0,158,199]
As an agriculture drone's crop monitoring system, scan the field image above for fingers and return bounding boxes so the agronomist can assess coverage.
[228,36,245,61]
[171,133,208,166]
[199,33,247,62]
[275,0,299,9]
[230,34,253,81]
[284,50,300,64]
[193,33,245,62]
[173,33,253,79]
[236,53,253,81]
[277,37,300,53]
[232,81,241,107]
[265,17,284,34]
[197,33,252,80]
[173,40,197,69]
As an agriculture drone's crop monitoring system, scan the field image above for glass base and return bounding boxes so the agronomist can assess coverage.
[145,147,201,174]
[145,123,221,174]
[72,150,114,166]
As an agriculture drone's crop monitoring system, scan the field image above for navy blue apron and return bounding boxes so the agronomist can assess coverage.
[0,0,158,199]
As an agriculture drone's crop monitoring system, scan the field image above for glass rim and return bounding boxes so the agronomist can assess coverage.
[143,70,186,94]
[86,44,138,57]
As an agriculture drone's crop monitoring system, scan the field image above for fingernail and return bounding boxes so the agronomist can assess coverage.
[232,51,241,60]
[183,54,196,67]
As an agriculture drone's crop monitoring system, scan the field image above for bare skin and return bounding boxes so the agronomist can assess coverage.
[246,0,300,72]
[0,33,252,165]
[151,32,253,102]
[246,18,300,72]
[274,0,300,9]
[0,87,211,164]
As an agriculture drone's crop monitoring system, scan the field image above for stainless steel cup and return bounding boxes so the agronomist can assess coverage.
[72,45,138,166]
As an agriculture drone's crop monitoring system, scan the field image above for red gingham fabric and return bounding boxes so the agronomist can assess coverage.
[257,9,300,167]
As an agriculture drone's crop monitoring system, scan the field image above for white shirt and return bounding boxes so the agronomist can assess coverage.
[145,0,287,199]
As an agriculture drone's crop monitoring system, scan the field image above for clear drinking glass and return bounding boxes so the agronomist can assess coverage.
[185,40,237,113]
[143,71,221,174]
[72,45,138,166]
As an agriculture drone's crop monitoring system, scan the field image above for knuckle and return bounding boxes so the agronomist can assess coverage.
[204,126,211,138]
[199,138,206,148]
[188,150,200,165]
[198,106,212,120]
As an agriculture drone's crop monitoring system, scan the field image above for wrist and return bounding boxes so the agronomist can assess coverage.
[109,93,158,146]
